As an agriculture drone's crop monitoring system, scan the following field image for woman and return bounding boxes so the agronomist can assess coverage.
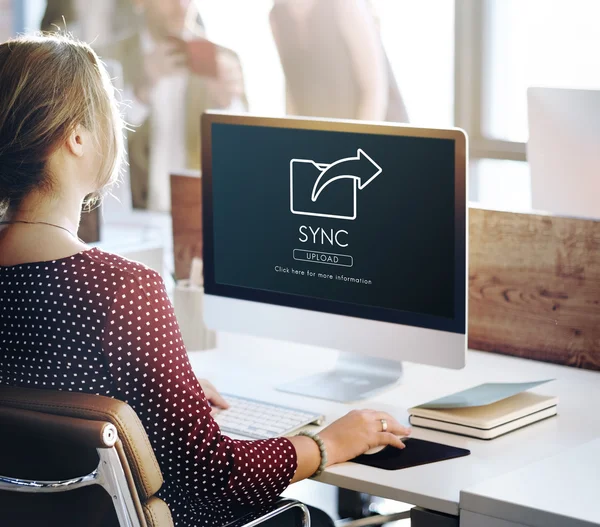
[0,34,410,527]
[270,0,409,122]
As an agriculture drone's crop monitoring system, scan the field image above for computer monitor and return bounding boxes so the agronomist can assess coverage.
[201,113,467,402]
[528,87,600,220]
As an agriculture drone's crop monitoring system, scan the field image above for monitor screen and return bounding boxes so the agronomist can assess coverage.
[203,116,465,334]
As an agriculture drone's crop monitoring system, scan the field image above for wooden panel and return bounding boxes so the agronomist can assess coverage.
[168,177,600,371]
[469,207,600,370]
[170,172,202,280]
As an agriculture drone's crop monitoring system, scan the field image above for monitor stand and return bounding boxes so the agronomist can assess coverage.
[277,352,403,403]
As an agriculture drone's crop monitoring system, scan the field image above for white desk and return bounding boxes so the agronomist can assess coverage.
[460,438,600,527]
[188,333,600,522]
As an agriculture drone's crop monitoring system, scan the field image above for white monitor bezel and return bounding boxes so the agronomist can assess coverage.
[201,113,467,369]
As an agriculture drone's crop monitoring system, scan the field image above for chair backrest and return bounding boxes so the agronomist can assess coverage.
[0,386,173,527]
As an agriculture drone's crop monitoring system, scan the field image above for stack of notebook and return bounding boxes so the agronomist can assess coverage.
[408,380,558,440]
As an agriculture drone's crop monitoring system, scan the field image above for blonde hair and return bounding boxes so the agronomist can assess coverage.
[0,33,124,218]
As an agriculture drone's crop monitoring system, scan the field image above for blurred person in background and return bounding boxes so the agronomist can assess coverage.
[270,0,408,123]
[41,0,117,47]
[99,0,248,212]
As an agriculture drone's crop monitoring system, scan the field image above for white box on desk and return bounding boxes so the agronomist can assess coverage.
[173,280,217,351]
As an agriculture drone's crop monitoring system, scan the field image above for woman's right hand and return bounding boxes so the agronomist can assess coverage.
[319,409,411,466]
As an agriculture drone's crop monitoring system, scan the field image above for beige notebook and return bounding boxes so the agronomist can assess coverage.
[409,392,558,440]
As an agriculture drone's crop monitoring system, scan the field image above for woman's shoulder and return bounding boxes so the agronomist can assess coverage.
[82,249,172,332]
[81,247,161,282]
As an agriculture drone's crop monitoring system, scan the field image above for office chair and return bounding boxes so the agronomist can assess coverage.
[0,386,310,527]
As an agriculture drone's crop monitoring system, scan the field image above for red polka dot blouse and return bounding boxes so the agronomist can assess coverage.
[0,247,297,526]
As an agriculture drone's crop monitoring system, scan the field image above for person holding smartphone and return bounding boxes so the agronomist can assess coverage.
[99,0,248,212]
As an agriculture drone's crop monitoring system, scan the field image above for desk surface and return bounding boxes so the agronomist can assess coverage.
[461,438,600,527]
[188,333,600,517]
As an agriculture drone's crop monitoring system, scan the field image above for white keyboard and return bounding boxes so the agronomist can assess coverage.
[214,394,325,439]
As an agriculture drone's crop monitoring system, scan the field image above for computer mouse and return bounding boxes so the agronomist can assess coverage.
[363,438,408,455]
[363,445,386,455]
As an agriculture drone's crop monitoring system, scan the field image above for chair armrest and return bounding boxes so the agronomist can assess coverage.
[224,498,310,527]
[0,406,117,448]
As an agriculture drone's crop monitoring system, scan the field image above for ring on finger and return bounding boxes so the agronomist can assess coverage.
[380,418,388,432]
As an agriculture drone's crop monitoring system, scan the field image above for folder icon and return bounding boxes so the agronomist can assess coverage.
[289,150,382,221]
[290,160,357,220]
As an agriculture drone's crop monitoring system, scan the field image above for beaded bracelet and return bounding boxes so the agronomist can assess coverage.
[296,430,328,477]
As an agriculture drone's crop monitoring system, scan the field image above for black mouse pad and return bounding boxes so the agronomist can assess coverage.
[351,438,470,470]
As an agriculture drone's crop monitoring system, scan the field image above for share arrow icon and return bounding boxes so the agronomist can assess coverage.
[290,149,383,221]
[311,149,382,202]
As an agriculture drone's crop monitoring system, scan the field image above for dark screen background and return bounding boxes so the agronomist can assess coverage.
[209,123,456,320]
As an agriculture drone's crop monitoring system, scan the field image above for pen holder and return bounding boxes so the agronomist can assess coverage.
[173,280,216,351]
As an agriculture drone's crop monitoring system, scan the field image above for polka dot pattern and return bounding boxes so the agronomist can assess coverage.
[0,248,297,526]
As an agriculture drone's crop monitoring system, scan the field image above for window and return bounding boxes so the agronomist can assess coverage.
[457,0,600,157]
[484,0,600,143]
[456,0,600,210]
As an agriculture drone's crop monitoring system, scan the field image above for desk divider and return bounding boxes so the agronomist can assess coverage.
[469,207,600,370]
[170,173,600,371]
[171,172,203,280]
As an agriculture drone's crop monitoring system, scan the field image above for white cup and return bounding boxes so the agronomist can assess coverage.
[173,280,216,351]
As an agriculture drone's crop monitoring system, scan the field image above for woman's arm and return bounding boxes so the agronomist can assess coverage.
[288,436,321,482]
[337,0,388,121]
[102,266,410,506]
[102,269,297,508]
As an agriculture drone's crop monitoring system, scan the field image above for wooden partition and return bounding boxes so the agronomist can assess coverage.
[169,172,600,371]
[469,207,600,370]
[171,172,202,280]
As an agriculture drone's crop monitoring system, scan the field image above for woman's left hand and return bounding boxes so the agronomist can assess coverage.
[197,378,230,412]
